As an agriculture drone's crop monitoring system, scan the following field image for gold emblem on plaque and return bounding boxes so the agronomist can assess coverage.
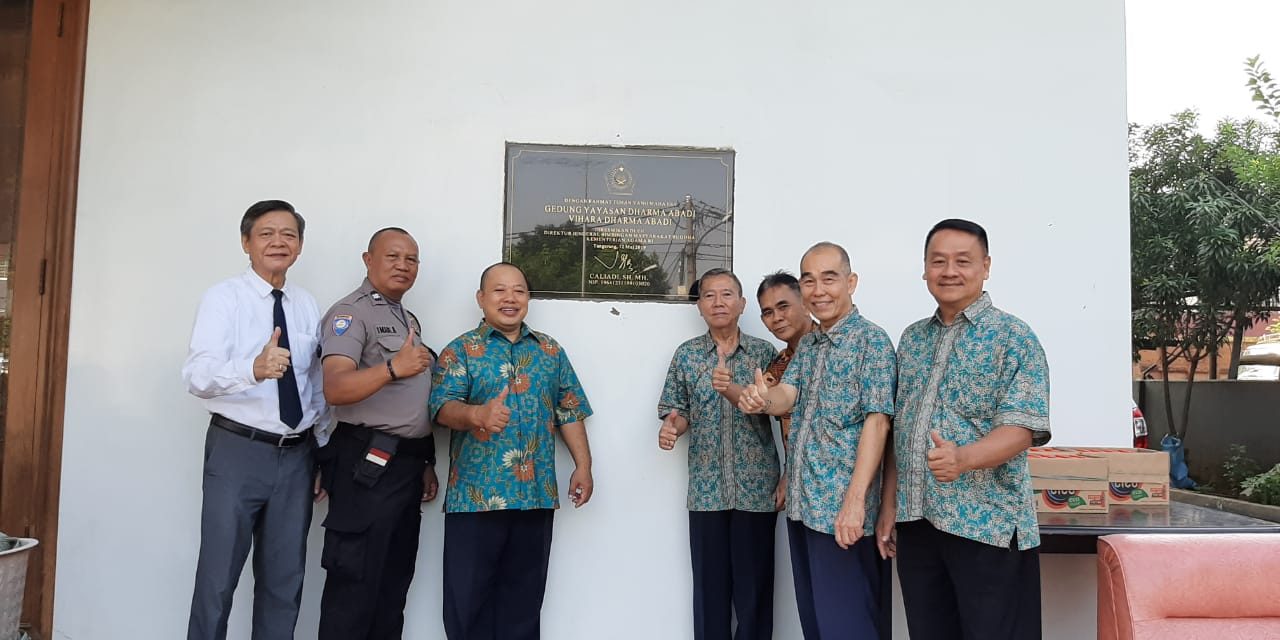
[606,164,635,195]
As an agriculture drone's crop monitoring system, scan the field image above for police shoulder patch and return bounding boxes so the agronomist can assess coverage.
[333,314,353,336]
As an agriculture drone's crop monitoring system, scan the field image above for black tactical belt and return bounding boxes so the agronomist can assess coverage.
[336,422,434,459]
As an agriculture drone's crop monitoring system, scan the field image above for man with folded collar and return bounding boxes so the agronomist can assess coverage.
[889,219,1050,640]
[739,242,896,640]
[183,199,328,640]
[317,226,440,640]
[657,267,780,640]
[431,261,595,640]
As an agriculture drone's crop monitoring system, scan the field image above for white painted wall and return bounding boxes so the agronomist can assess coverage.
[55,1,1128,638]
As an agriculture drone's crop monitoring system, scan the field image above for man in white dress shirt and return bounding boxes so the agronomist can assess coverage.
[182,200,328,640]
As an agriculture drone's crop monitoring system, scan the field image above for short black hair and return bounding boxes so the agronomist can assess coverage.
[479,261,531,291]
[240,200,305,239]
[801,241,851,274]
[756,270,800,299]
[697,267,743,297]
[367,226,412,252]
[925,219,989,256]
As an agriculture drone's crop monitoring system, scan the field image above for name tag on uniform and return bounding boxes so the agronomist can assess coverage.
[365,448,391,467]
[375,325,397,335]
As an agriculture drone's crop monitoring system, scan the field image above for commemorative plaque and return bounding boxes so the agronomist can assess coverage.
[503,143,734,302]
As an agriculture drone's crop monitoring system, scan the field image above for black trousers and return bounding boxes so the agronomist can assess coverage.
[786,519,883,640]
[896,519,1042,640]
[688,510,777,640]
[317,424,428,640]
[443,509,555,640]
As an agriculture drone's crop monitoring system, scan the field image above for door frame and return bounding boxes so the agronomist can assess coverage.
[0,0,89,635]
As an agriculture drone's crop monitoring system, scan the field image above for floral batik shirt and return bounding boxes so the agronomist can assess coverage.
[430,322,593,513]
[658,331,779,512]
[781,308,897,536]
[894,293,1051,550]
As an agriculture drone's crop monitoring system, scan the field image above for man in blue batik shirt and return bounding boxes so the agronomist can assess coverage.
[739,242,896,639]
[430,262,595,640]
[886,219,1051,640]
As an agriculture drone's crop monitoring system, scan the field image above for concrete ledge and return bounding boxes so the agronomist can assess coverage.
[1172,488,1280,523]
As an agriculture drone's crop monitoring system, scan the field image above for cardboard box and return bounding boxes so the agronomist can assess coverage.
[1062,447,1170,505]
[1028,450,1109,513]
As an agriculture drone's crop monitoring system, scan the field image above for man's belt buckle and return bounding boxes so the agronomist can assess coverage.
[276,432,291,447]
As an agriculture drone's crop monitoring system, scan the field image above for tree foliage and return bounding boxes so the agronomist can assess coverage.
[1237,56,1280,195]
[1131,109,1280,441]
[1246,55,1280,121]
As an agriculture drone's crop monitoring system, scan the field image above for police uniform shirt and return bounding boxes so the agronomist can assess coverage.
[320,278,432,438]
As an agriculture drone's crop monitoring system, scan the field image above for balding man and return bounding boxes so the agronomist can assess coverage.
[316,227,439,640]
[739,242,896,639]
[430,262,595,640]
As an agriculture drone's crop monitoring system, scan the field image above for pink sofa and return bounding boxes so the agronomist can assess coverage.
[1097,533,1280,639]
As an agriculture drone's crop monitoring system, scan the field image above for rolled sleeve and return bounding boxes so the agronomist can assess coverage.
[554,347,593,425]
[429,341,471,421]
[656,352,689,420]
[995,331,1051,445]
[861,327,898,416]
[320,304,366,364]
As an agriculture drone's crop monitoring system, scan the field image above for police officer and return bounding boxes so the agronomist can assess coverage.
[317,226,440,640]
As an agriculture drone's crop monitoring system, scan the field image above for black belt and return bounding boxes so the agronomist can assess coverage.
[211,414,311,448]
[335,422,434,459]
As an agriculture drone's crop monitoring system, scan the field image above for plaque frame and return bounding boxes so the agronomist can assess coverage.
[503,142,735,303]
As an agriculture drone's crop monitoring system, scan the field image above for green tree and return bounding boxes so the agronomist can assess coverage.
[1230,57,1280,190]
[1131,111,1280,441]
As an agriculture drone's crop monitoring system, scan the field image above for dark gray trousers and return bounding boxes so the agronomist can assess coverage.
[187,422,315,640]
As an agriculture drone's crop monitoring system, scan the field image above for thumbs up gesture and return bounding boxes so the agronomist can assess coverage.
[253,327,292,381]
[711,352,732,393]
[737,368,772,414]
[390,328,433,378]
[658,409,687,450]
[474,386,512,434]
[927,431,965,483]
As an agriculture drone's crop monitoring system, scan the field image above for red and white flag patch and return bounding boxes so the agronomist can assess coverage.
[365,448,391,467]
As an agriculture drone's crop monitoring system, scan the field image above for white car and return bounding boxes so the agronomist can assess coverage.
[1238,338,1280,381]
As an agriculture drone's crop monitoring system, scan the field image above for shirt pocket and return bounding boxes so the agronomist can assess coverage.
[377,335,404,355]
[816,398,864,437]
[819,377,864,429]
[948,361,999,419]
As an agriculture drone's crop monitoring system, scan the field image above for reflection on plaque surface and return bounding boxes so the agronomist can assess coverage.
[503,143,734,302]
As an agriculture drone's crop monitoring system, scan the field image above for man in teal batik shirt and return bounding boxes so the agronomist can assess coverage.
[887,219,1050,640]
[657,268,780,640]
[739,243,896,640]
